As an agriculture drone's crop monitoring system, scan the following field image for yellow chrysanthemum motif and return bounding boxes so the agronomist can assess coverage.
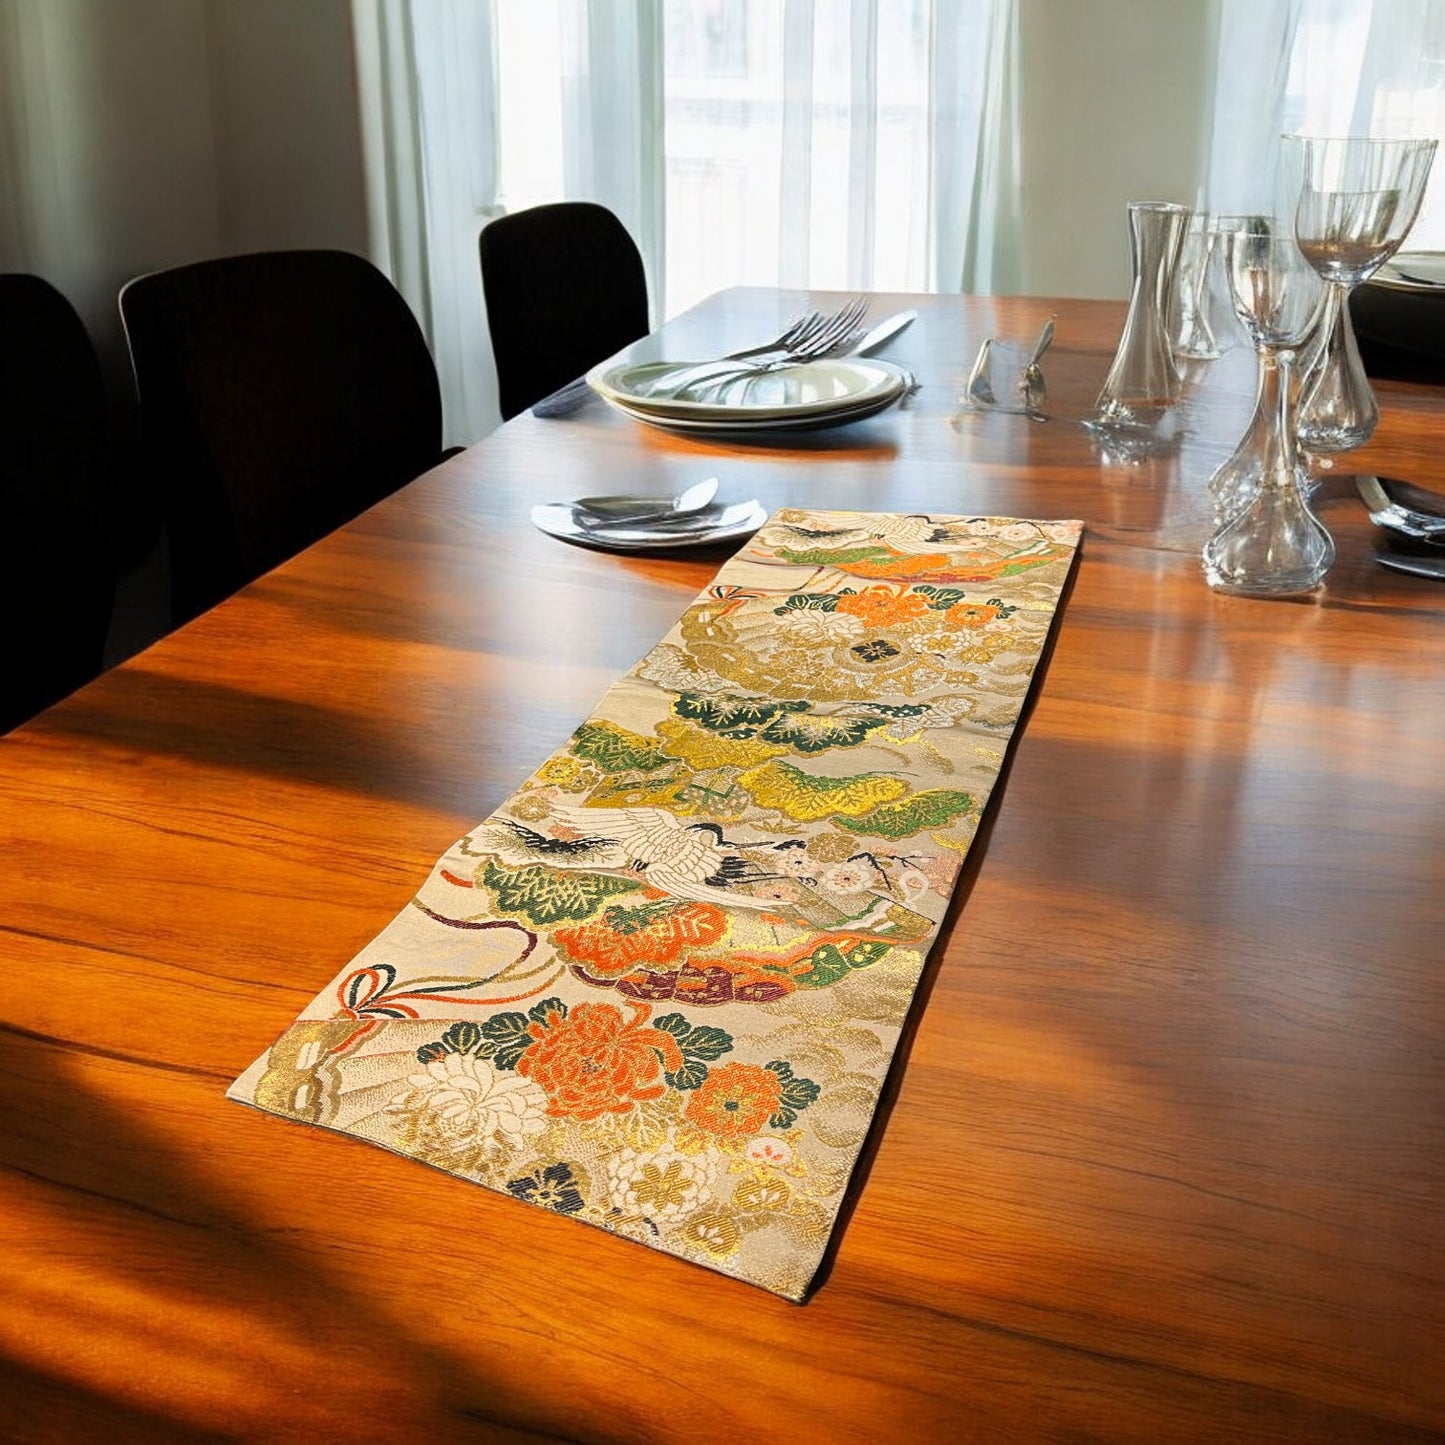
[739,759,908,821]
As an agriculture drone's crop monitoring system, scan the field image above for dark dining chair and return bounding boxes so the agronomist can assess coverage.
[479,201,649,419]
[120,249,449,624]
[0,274,116,732]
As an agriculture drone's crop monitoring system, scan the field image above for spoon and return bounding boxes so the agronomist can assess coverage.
[1356,474,1445,540]
[580,498,764,544]
[573,476,720,527]
[1020,316,1056,407]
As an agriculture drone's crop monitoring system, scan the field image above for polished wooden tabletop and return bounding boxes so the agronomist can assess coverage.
[3,290,1443,1443]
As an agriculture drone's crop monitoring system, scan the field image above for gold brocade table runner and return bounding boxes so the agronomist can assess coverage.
[229,508,1082,1299]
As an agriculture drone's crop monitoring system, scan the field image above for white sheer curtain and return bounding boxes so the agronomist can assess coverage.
[353,0,1243,441]
[352,0,503,444]
[1205,0,1445,237]
[496,0,1008,318]
[357,0,1017,440]
[492,1,664,314]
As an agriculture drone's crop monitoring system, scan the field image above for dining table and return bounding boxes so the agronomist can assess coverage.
[3,287,1443,1444]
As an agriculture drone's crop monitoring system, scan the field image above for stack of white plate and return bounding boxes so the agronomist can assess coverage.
[586,355,912,433]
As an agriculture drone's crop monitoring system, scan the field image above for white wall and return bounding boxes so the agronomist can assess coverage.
[0,0,368,385]
[1013,0,1217,298]
[208,0,368,256]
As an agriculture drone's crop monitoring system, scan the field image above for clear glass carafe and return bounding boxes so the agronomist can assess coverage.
[1090,201,1189,431]
[1203,219,1334,596]
[1203,349,1334,595]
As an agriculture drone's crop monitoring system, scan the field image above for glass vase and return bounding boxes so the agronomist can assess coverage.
[1090,201,1189,431]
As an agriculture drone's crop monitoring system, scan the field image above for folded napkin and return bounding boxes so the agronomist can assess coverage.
[229,507,1083,1299]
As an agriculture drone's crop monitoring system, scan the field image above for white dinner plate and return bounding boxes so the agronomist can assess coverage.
[530,498,769,552]
[1376,251,1445,290]
[601,384,906,434]
[589,356,910,424]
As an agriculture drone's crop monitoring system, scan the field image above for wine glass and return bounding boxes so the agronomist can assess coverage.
[1171,212,1235,363]
[1202,218,1335,597]
[1284,134,1437,453]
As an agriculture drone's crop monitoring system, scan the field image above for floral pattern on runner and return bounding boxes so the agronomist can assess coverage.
[229,507,1081,1299]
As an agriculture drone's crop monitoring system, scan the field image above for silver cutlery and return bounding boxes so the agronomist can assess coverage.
[640,297,870,399]
[572,476,719,527]
[1022,316,1055,401]
[579,499,763,543]
[1356,474,1445,540]
[531,312,838,417]
[682,307,918,406]
[1375,552,1445,579]
[962,317,1055,421]
[846,308,917,357]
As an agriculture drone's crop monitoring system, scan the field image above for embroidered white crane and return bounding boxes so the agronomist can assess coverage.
[476,805,773,909]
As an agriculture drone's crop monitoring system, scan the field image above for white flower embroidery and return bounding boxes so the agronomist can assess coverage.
[779,609,865,645]
[823,862,875,896]
[605,1135,720,1224]
[773,847,818,878]
[386,1051,548,1159]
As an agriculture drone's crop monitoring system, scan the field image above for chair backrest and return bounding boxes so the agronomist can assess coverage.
[120,249,444,624]
[0,274,116,731]
[479,201,649,419]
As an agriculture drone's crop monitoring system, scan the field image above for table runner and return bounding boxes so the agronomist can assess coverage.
[229,507,1082,1299]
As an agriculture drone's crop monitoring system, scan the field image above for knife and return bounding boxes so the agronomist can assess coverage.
[850,308,917,356]
[1375,552,1445,580]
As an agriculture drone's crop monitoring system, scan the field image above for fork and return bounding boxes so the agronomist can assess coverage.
[650,297,869,400]
[533,307,833,417]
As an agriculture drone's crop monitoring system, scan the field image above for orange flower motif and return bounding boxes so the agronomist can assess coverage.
[518,1000,684,1121]
[552,902,728,978]
[944,600,1000,629]
[684,1061,783,1139]
[835,585,929,629]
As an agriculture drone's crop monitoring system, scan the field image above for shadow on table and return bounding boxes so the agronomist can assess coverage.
[0,1023,572,1441]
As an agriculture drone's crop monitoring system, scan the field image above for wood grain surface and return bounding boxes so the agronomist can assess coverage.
[3,290,1443,1443]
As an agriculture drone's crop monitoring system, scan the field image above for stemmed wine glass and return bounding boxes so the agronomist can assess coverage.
[1285,134,1437,453]
[1171,212,1233,363]
[1202,218,1334,597]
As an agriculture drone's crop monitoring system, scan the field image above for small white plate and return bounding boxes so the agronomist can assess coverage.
[531,498,769,552]
[589,356,909,423]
